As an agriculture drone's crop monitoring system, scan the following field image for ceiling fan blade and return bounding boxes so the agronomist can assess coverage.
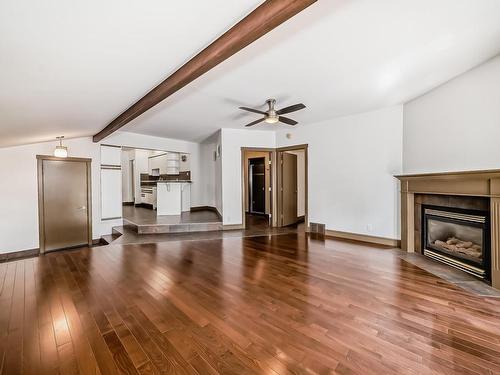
[239,106,267,115]
[245,118,265,127]
[278,116,298,126]
[276,103,306,115]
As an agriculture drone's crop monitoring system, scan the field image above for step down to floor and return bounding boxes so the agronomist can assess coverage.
[99,226,124,244]
[124,219,223,234]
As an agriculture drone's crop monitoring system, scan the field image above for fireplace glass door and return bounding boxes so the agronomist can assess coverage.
[423,206,489,279]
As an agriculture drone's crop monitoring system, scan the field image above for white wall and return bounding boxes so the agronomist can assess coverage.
[0,131,213,253]
[0,137,121,253]
[221,129,276,225]
[276,106,403,239]
[404,54,500,173]
[132,149,149,205]
[121,150,134,203]
[199,136,216,208]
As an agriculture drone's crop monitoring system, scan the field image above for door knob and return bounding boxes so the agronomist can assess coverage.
[77,206,86,210]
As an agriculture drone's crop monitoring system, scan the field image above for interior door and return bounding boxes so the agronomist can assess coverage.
[249,158,265,214]
[281,152,298,226]
[40,159,90,252]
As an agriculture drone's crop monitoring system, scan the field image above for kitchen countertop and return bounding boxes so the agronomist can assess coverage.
[141,180,191,184]
[156,180,192,183]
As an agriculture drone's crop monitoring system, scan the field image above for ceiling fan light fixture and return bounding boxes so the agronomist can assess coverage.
[264,115,279,124]
[240,98,305,127]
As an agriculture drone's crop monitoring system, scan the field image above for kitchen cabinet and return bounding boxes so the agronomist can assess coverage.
[101,145,121,165]
[101,167,122,219]
[166,153,180,175]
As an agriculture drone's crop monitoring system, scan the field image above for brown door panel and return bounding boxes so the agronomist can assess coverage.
[281,153,298,226]
[40,159,90,252]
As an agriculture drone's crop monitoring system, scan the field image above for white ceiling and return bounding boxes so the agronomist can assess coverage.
[2,0,500,147]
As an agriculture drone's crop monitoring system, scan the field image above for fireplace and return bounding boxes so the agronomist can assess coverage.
[423,205,490,280]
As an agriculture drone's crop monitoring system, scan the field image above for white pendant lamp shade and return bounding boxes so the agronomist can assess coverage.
[54,136,68,158]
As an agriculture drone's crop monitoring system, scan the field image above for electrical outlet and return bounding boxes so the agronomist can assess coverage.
[366,224,373,232]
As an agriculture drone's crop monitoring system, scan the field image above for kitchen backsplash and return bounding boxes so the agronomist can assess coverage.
[140,171,191,186]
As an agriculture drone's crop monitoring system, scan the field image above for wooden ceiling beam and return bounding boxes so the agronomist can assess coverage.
[93,0,317,142]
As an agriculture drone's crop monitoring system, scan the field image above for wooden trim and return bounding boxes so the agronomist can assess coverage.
[324,229,401,248]
[92,0,317,142]
[37,157,93,254]
[276,144,309,152]
[491,198,500,289]
[400,191,415,253]
[37,158,45,253]
[36,155,92,162]
[395,168,500,179]
[223,224,245,230]
[241,147,276,152]
[0,248,39,263]
[86,163,93,247]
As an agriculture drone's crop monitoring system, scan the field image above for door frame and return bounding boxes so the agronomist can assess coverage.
[240,144,308,229]
[276,144,308,227]
[241,148,276,229]
[248,157,266,214]
[37,155,93,254]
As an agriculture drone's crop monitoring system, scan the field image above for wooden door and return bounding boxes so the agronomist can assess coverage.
[38,157,92,253]
[281,152,298,226]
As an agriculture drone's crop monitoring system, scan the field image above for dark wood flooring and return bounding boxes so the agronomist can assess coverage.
[106,213,304,246]
[2,233,500,374]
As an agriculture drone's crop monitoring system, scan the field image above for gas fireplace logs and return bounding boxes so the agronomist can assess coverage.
[434,237,482,259]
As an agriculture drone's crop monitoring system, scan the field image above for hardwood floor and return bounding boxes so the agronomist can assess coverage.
[1,233,500,374]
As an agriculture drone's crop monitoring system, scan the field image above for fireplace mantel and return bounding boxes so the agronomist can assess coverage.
[395,169,500,289]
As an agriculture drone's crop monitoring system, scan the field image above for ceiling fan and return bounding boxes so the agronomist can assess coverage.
[239,99,306,127]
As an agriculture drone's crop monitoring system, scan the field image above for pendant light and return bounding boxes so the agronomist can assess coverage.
[54,136,68,158]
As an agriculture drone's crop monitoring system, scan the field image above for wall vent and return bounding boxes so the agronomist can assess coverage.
[310,222,325,235]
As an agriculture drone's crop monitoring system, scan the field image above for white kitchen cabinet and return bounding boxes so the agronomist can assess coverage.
[166,152,180,175]
[100,145,121,166]
[181,183,191,212]
[101,168,122,219]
